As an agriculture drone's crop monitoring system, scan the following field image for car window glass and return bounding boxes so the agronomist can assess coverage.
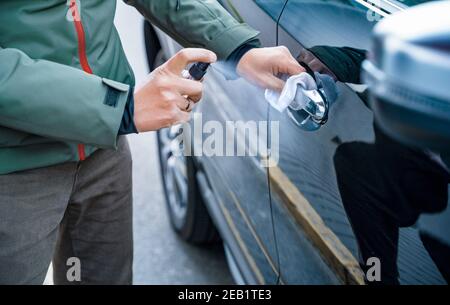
[254,0,288,21]
[280,0,376,50]
[280,0,434,49]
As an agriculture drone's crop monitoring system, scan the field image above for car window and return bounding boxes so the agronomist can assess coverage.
[280,0,434,49]
[279,0,376,50]
[254,0,288,21]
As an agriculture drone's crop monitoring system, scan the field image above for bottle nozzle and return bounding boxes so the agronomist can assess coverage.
[188,62,211,80]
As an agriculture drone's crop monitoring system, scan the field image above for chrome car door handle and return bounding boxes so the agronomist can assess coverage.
[287,86,329,131]
[302,88,328,123]
[286,71,338,131]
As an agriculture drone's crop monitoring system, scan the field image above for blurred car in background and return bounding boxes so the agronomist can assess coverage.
[144,0,449,284]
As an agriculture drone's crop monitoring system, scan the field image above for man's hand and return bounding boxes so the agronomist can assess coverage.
[236,46,305,92]
[134,48,217,132]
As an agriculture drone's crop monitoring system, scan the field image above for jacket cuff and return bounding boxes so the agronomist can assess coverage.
[100,78,130,148]
[118,87,138,135]
[221,38,261,80]
[206,23,260,60]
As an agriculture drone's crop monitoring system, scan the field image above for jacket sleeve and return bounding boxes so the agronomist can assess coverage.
[124,0,260,60]
[0,47,130,149]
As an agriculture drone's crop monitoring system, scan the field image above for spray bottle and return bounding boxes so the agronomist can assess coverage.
[182,62,211,81]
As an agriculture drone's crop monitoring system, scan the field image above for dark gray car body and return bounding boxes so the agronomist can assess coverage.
[147,0,450,285]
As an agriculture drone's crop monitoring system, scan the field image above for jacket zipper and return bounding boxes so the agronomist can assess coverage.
[69,0,92,161]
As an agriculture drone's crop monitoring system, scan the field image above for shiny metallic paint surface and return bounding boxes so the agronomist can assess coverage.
[151,0,449,284]
[274,0,447,284]
[196,70,280,283]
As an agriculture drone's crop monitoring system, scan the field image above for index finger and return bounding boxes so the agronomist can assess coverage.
[279,57,306,76]
[165,48,217,75]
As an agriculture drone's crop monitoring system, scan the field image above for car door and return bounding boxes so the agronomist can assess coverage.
[191,0,289,284]
[270,0,447,284]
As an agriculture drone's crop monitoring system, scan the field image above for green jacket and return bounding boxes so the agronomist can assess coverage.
[0,0,259,174]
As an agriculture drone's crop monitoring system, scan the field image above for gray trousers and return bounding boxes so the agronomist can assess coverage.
[0,137,133,284]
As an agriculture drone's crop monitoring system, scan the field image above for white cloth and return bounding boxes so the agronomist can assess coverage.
[264,72,317,112]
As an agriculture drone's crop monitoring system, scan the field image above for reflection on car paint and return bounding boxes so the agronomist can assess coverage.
[274,0,449,284]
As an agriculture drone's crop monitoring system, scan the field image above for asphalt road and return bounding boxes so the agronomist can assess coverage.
[129,132,232,284]
[44,2,233,285]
